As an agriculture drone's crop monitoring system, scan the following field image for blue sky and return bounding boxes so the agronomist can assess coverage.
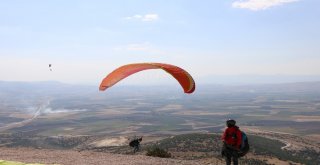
[1,0,320,85]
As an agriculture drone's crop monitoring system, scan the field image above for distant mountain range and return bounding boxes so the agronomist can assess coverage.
[1,80,320,97]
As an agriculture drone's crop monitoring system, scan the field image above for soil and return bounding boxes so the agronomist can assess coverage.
[0,147,204,165]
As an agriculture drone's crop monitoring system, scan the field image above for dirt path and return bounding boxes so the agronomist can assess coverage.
[0,147,204,165]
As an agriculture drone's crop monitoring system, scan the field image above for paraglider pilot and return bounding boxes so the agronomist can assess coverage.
[129,136,143,153]
[221,119,242,165]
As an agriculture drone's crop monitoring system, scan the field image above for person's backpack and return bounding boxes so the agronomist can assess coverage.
[129,139,138,147]
[238,131,249,157]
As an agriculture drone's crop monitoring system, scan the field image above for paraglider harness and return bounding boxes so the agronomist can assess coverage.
[222,128,249,157]
[238,131,249,157]
[129,137,142,153]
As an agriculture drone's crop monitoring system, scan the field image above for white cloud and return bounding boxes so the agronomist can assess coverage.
[125,14,159,22]
[232,0,299,11]
[142,14,159,21]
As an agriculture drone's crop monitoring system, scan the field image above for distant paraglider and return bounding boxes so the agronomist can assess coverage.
[49,64,52,71]
[99,63,195,94]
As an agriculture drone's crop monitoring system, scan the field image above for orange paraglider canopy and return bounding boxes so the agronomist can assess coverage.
[99,63,195,94]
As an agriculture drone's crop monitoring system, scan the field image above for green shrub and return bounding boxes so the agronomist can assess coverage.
[146,146,171,158]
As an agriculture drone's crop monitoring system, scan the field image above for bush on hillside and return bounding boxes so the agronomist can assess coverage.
[146,146,171,158]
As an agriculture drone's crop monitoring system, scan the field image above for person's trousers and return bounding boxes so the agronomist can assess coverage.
[225,148,238,165]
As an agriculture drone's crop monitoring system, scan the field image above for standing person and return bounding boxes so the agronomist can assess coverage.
[221,119,242,165]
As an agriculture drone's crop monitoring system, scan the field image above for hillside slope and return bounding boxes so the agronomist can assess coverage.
[0,147,206,165]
